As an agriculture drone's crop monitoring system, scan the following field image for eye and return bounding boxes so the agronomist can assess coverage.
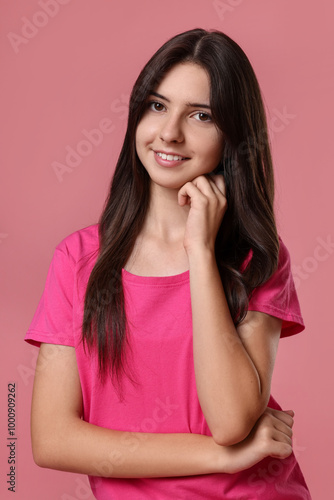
[148,101,165,112]
[193,112,212,122]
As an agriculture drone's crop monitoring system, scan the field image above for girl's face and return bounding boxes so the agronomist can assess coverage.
[135,63,224,191]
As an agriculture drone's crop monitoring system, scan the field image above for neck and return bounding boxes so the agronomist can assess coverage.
[142,182,189,243]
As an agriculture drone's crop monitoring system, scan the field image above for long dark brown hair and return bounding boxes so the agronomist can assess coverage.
[82,28,279,388]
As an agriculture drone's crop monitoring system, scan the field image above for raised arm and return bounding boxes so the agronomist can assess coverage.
[31,343,292,478]
[189,257,281,446]
[178,174,282,446]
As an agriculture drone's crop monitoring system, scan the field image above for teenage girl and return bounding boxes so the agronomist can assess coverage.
[26,28,311,499]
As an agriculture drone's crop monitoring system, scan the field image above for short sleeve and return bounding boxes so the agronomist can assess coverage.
[24,244,76,347]
[247,237,305,338]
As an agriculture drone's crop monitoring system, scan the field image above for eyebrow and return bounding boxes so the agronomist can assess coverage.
[149,91,211,110]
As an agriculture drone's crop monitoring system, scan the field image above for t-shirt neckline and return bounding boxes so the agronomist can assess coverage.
[122,268,190,285]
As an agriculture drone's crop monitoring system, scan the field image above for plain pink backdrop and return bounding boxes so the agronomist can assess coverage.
[1,1,333,498]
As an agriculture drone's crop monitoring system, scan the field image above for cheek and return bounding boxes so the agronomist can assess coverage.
[135,122,152,166]
[135,127,149,160]
[135,123,144,151]
[201,136,223,164]
[212,132,224,161]
[135,117,157,146]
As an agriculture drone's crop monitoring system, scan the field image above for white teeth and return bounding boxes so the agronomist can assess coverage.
[156,152,186,161]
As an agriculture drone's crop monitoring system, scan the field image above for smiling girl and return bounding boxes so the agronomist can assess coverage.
[25,29,311,499]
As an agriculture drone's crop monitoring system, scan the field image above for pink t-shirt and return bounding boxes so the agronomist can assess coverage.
[25,225,311,499]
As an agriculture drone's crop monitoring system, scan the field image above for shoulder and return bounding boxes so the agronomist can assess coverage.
[247,235,305,337]
[241,235,290,274]
[277,235,291,268]
[54,224,99,267]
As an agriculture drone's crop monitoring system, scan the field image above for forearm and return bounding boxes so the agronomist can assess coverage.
[31,344,232,479]
[33,417,227,478]
[188,249,265,445]
[33,410,294,479]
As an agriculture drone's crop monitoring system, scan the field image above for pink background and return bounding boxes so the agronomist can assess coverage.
[1,1,333,498]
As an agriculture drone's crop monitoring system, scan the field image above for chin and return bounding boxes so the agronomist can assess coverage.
[157,181,184,191]
[149,176,184,191]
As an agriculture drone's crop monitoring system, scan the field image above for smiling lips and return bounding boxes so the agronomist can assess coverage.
[156,151,187,161]
[154,150,189,168]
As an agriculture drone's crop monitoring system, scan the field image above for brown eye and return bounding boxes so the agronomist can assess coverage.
[195,112,212,122]
[148,101,165,112]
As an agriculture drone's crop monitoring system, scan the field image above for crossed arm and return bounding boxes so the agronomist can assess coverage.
[31,308,292,478]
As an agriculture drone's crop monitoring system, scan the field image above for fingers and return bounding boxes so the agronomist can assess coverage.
[194,174,226,199]
[178,181,203,206]
[262,408,294,450]
[270,421,293,459]
[271,428,292,447]
[256,408,295,460]
[178,174,227,207]
[269,440,293,460]
[208,174,226,198]
[274,419,292,439]
[265,408,294,429]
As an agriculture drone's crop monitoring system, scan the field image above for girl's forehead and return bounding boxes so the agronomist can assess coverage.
[152,63,211,102]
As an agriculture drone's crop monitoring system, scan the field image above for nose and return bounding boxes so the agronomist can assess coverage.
[159,113,184,143]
